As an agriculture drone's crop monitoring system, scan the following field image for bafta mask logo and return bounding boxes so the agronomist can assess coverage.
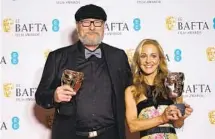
[61,69,84,92]
[2,18,14,32]
[3,83,14,97]
[125,49,135,66]
[166,16,176,30]
[206,47,215,61]
[165,72,185,99]
[209,110,215,124]
[165,72,185,116]
[44,49,52,59]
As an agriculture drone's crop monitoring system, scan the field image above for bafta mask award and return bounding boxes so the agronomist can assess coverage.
[165,72,185,116]
[61,69,84,92]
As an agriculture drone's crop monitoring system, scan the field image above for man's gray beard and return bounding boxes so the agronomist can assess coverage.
[79,32,103,46]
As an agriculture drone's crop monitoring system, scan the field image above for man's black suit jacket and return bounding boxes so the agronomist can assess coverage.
[35,41,132,139]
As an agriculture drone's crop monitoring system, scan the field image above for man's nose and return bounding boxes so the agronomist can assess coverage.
[89,22,95,30]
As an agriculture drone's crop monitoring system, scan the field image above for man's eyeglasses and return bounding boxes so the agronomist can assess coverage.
[79,20,104,27]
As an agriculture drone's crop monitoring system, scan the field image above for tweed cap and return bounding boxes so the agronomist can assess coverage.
[75,4,107,21]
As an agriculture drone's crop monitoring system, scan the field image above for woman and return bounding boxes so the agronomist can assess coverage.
[125,39,193,139]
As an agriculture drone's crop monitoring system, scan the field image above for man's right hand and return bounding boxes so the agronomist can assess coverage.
[54,85,76,103]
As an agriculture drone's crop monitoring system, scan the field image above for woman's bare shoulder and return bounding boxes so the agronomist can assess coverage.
[125,85,137,92]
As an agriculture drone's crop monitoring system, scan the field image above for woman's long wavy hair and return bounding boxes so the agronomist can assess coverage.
[131,39,169,102]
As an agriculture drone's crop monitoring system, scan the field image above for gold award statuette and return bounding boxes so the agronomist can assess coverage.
[165,72,185,116]
[61,69,84,92]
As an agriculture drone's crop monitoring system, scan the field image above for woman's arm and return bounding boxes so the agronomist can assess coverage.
[125,86,168,133]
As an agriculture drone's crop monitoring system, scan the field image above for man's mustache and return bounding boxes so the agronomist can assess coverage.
[86,32,100,35]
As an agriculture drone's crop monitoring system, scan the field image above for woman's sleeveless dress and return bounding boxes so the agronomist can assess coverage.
[137,86,178,139]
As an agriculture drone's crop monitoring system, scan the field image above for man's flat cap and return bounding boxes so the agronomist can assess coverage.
[75,4,107,22]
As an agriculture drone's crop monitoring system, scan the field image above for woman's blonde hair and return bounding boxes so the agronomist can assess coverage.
[131,39,169,102]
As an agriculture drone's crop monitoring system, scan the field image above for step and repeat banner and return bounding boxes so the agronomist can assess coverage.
[1,0,215,139]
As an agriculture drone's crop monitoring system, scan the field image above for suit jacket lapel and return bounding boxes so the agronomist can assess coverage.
[66,44,78,70]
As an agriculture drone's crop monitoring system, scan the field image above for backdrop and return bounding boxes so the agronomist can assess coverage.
[1,0,215,139]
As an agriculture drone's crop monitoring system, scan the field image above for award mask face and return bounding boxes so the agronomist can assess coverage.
[165,72,186,116]
[165,72,185,99]
[61,69,84,92]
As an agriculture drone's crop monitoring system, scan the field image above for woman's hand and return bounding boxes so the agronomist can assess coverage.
[172,103,193,128]
[161,105,182,123]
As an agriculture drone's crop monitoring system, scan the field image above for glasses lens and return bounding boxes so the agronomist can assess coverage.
[80,20,103,27]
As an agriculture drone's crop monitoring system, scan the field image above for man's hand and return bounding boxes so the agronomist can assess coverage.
[54,85,76,103]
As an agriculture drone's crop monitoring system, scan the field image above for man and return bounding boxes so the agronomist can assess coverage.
[35,4,132,139]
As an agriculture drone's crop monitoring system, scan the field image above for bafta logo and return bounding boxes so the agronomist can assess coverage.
[209,110,215,124]
[44,49,52,59]
[206,47,215,61]
[166,16,176,30]
[3,83,14,97]
[2,18,14,32]
[125,49,135,66]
